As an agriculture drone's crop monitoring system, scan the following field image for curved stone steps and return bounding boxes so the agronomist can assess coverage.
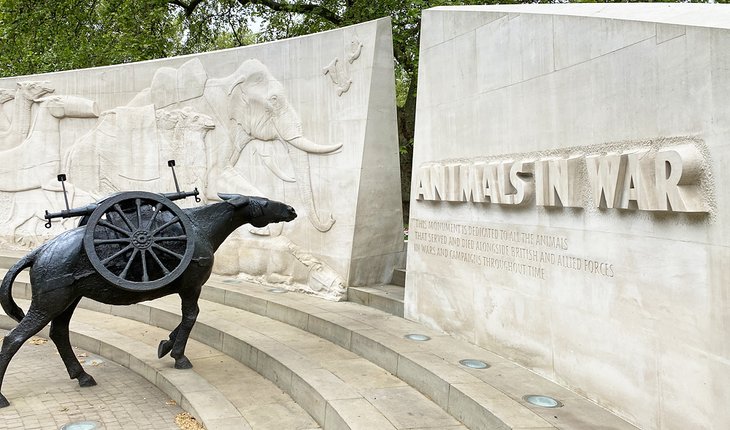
[347,284,404,317]
[2,272,465,430]
[1,261,637,430]
[0,299,319,430]
[116,297,464,430]
[202,277,639,430]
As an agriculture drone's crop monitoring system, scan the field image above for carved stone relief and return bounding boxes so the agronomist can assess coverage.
[0,81,55,151]
[215,235,346,301]
[323,35,364,96]
[0,95,98,192]
[0,57,348,300]
[211,58,342,232]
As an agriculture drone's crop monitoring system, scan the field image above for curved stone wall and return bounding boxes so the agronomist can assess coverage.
[0,18,403,300]
[406,5,730,429]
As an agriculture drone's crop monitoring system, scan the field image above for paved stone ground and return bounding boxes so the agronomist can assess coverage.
[0,330,184,430]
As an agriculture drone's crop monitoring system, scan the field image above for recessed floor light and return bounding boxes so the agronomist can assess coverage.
[61,422,101,430]
[404,334,431,341]
[268,287,288,293]
[523,394,563,408]
[458,359,490,369]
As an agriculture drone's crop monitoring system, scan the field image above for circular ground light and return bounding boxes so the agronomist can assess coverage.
[523,394,563,408]
[268,287,288,293]
[458,359,490,369]
[61,422,102,430]
[404,334,431,341]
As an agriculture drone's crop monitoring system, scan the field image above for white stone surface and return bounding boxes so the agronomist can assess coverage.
[0,18,403,299]
[407,5,730,430]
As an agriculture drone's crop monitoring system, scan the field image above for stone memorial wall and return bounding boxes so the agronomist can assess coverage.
[406,5,729,429]
[0,18,403,301]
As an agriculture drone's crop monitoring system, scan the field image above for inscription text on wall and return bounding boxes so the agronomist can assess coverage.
[415,144,707,212]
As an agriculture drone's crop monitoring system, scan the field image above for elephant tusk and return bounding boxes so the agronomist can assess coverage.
[290,148,336,233]
[260,154,296,182]
[286,137,342,154]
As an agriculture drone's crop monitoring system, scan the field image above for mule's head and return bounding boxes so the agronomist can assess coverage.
[218,193,297,227]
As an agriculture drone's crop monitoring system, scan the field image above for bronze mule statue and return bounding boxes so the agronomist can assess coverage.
[0,193,296,408]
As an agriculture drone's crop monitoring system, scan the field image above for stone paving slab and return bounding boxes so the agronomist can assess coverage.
[2,298,320,430]
[0,329,183,430]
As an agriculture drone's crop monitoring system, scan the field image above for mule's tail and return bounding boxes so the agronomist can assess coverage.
[0,250,37,322]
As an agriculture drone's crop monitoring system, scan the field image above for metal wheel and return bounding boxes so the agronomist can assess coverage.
[83,191,194,292]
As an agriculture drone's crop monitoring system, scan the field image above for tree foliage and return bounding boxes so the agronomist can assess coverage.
[0,0,181,75]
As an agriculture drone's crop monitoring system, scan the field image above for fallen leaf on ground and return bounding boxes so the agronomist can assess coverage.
[175,412,205,430]
[166,400,177,406]
[29,337,47,345]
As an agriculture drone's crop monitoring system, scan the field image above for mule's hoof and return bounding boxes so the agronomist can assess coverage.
[0,394,9,408]
[174,357,193,369]
[78,373,97,387]
[158,340,172,359]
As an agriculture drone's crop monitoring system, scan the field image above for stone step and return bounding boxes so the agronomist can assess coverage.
[347,284,404,317]
[0,250,25,270]
[204,277,639,430]
[3,272,464,430]
[0,300,318,430]
[391,268,406,287]
[1,259,637,430]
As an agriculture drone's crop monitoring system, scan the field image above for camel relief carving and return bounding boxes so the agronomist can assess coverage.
[0,82,55,150]
[0,95,98,192]
[0,89,14,129]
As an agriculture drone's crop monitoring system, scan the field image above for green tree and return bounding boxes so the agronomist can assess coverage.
[0,0,182,76]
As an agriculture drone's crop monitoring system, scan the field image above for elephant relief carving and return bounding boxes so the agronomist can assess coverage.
[209,59,342,232]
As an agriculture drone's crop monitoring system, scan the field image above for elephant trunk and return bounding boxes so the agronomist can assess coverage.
[290,145,335,232]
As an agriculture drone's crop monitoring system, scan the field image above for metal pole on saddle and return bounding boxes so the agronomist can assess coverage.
[58,174,70,211]
[168,160,181,193]
[44,174,98,228]
[165,160,201,203]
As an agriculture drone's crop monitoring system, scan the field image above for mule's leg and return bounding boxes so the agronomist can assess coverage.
[169,292,200,369]
[157,326,179,358]
[0,309,54,408]
[49,298,96,388]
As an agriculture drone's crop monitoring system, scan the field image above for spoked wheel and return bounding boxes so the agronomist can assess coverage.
[83,192,194,292]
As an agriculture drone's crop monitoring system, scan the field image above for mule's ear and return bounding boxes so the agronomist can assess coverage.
[218,193,250,208]
[217,193,238,201]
